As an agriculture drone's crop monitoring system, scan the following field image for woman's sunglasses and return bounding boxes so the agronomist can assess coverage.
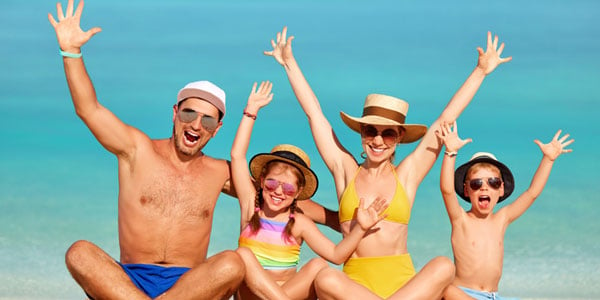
[360,125,399,145]
[177,107,219,132]
[264,178,298,196]
[467,177,502,190]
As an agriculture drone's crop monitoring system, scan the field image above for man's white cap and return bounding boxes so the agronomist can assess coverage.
[177,81,226,119]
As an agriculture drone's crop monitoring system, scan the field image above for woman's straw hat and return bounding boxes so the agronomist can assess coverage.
[249,144,318,200]
[340,94,427,144]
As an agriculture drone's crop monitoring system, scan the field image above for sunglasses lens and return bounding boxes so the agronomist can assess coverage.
[264,179,279,191]
[361,125,378,138]
[201,115,218,132]
[381,129,399,144]
[178,110,198,123]
[488,177,502,189]
[468,177,502,190]
[264,179,297,196]
[281,183,298,196]
[469,179,483,190]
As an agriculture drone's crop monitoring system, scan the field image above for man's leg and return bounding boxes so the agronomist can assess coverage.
[156,250,245,300]
[65,240,148,300]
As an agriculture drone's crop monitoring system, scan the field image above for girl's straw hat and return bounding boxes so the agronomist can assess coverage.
[249,144,319,200]
[340,94,428,144]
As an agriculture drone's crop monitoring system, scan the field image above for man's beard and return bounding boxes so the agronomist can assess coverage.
[173,125,203,157]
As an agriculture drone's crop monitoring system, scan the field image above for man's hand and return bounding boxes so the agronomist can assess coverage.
[48,0,101,53]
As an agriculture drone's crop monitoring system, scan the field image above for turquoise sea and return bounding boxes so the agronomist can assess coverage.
[1,0,599,299]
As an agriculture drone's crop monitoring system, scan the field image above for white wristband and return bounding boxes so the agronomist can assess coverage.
[444,150,457,157]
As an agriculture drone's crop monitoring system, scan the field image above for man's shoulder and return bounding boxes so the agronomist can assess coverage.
[202,154,230,167]
[198,154,231,176]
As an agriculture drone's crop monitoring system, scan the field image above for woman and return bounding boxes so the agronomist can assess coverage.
[264,27,511,299]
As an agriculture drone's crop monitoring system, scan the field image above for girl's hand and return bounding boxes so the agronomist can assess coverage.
[355,197,388,231]
[245,81,274,114]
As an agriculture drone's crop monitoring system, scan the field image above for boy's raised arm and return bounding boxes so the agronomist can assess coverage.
[436,121,472,221]
[503,130,574,223]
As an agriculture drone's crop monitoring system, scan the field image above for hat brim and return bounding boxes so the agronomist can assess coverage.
[249,154,318,200]
[454,156,514,203]
[340,112,427,144]
[178,88,226,118]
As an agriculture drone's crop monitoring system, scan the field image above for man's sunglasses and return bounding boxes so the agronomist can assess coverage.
[360,125,399,145]
[264,178,297,196]
[177,107,219,132]
[467,177,502,190]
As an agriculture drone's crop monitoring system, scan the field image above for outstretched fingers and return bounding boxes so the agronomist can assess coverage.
[369,197,389,219]
[492,34,499,50]
[74,0,85,19]
[536,130,575,159]
[56,2,65,21]
[557,130,575,151]
[66,0,74,18]
[85,26,102,40]
[258,81,273,95]
[48,13,58,27]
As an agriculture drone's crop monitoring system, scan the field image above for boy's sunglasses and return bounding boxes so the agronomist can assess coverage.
[467,177,502,190]
[360,125,399,145]
[177,107,219,132]
[264,178,297,196]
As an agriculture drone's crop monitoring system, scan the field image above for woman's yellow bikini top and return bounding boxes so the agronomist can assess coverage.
[339,165,411,224]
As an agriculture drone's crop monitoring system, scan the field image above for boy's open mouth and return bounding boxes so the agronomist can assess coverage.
[478,195,490,209]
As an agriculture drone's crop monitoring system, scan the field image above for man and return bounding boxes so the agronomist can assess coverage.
[48,1,338,299]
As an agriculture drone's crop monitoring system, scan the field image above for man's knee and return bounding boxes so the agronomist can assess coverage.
[214,250,245,282]
[65,240,97,272]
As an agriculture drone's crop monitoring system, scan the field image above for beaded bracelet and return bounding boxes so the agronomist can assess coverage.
[243,111,257,120]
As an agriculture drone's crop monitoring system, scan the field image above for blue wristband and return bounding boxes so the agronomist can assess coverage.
[60,49,82,58]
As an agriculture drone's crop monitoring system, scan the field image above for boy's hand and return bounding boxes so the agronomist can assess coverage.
[435,121,472,152]
[355,197,388,231]
[48,0,101,53]
[535,130,574,161]
[264,26,295,67]
[476,31,512,75]
[245,81,274,114]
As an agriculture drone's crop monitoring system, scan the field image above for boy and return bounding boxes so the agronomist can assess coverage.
[436,122,573,300]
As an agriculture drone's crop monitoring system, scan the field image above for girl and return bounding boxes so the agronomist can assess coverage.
[231,81,387,300]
